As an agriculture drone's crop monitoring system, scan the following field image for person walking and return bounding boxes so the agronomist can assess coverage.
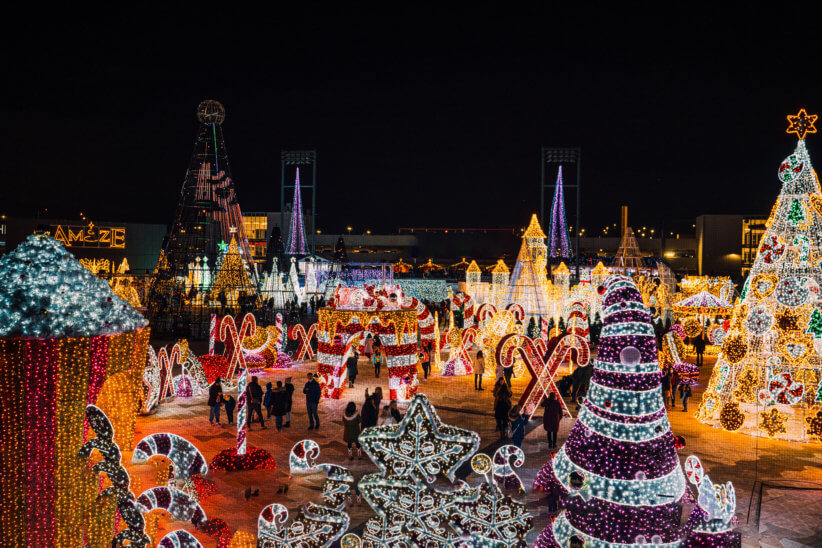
[421,344,431,380]
[494,390,512,440]
[671,370,680,409]
[694,334,706,367]
[223,393,236,424]
[283,377,294,428]
[371,349,381,378]
[271,381,288,431]
[246,376,266,429]
[502,363,514,389]
[303,373,322,430]
[371,387,383,413]
[680,382,692,412]
[347,351,359,388]
[661,367,671,408]
[361,394,379,429]
[208,378,223,426]
[343,402,362,460]
[542,392,563,448]
[474,350,485,390]
[509,405,526,448]
[264,382,275,418]
[364,334,374,360]
[493,377,512,404]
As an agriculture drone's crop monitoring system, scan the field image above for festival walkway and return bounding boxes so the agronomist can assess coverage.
[128,355,822,546]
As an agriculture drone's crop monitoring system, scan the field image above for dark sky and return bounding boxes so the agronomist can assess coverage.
[4,7,821,236]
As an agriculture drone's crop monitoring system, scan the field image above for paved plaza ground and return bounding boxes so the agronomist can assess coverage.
[128,353,822,546]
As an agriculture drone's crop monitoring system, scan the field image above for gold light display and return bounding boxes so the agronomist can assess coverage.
[759,408,788,437]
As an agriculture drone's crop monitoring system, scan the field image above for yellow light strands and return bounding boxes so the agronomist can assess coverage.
[698,113,822,441]
[0,235,150,545]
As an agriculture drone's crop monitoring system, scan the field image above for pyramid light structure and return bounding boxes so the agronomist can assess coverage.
[147,100,257,328]
[698,130,822,442]
[286,168,308,256]
[612,227,644,271]
[548,166,572,258]
[507,214,550,318]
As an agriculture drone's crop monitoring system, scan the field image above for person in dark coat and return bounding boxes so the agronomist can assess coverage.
[271,381,288,431]
[542,392,563,448]
[502,364,514,388]
[284,377,294,427]
[264,382,275,418]
[347,351,359,387]
[509,405,526,448]
[494,389,512,440]
[389,400,403,423]
[343,401,362,459]
[303,373,322,429]
[208,378,223,426]
[223,393,236,424]
[693,333,706,366]
[246,376,266,429]
[661,368,672,407]
[680,382,692,412]
[371,387,383,413]
[671,370,680,408]
[570,365,593,404]
[421,344,431,380]
[361,394,379,428]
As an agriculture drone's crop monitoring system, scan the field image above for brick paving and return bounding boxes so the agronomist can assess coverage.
[128,354,822,545]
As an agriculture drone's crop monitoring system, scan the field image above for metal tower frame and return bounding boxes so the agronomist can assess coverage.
[281,150,317,257]
[541,147,581,281]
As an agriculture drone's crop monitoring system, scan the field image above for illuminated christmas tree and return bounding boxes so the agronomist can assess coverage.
[209,237,258,308]
[534,275,687,547]
[286,168,308,256]
[697,110,822,442]
[548,166,572,258]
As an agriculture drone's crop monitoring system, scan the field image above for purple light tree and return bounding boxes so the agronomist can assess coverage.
[286,168,308,256]
[548,166,571,258]
[534,274,687,546]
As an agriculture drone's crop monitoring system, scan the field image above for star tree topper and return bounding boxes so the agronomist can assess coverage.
[787,108,818,140]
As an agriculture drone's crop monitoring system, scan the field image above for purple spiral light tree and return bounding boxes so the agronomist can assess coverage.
[534,274,687,547]
[548,166,572,258]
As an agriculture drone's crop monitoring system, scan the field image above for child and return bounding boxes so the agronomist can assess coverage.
[223,394,236,424]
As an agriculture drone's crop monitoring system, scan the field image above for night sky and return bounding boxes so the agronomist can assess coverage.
[4,8,821,236]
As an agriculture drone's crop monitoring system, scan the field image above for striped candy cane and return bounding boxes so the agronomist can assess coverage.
[209,313,217,355]
[236,370,247,455]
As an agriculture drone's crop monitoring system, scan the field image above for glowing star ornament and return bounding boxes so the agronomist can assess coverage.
[786,108,818,140]
[359,393,479,483]
[357,394,532,546]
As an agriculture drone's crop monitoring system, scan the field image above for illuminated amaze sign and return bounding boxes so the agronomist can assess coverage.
[52,221,126,248]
